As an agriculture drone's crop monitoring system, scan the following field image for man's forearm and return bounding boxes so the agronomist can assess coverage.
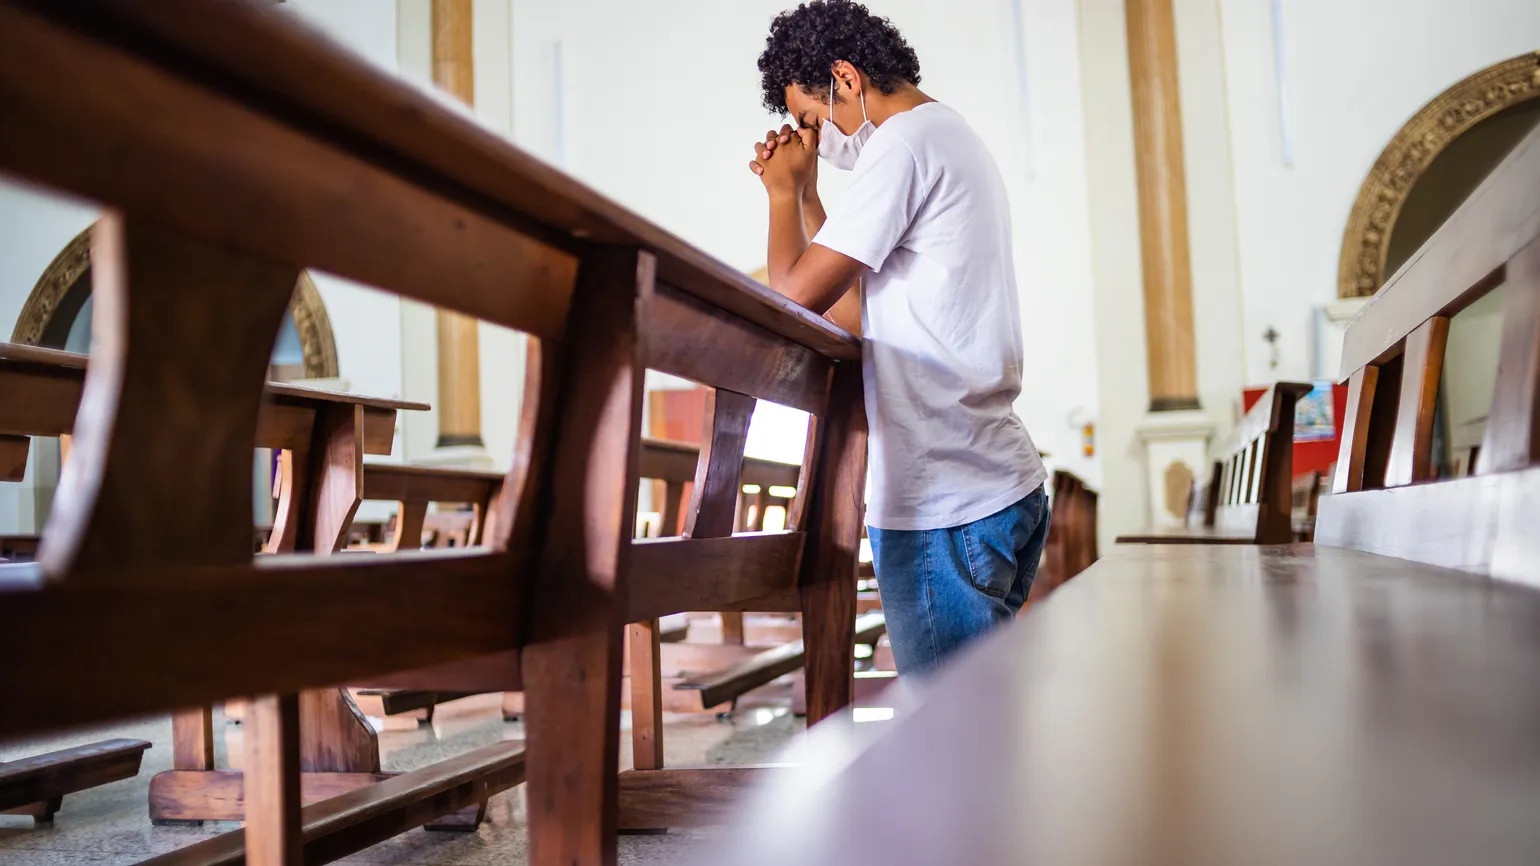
[766,191,810,295]
[801,189,828,238]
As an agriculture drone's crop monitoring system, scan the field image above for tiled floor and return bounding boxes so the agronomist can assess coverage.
[0,687,806,865]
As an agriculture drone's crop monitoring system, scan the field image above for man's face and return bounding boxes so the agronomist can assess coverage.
[783,83,850,139]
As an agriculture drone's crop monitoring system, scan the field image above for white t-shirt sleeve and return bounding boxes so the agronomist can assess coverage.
[812,132,927,273]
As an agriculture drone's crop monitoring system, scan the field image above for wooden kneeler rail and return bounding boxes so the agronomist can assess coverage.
[0,4,864,866]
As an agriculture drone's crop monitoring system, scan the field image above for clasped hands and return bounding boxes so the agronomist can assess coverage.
[749,123,818,200]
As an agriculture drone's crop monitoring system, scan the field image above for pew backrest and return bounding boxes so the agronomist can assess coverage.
[1317,123,1540,582]
[1210,382,1311,544]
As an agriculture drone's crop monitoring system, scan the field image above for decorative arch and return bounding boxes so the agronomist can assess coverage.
[1338,51,1540,298]
[12,222,340,378]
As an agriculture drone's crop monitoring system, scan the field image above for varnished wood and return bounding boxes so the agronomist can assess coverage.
[714,544,1540,865]
[149,770,387,822]
[298,688,379,774]
[140,741,525,866]
[616,767,779,830]
[1385,316,1449,487]
[1125,0,1198,410]
[795,363,865,724]
[719,612,747,646]
[309,405,365,553]
[660,481,686,537]
[360,463,504,507]
[172,707,216,772]
[0,433,28,482]
[386,501,429,552]
[356,650,522,693]
[1332,367,1380,493]
[647,285,833,413]
[627,620,665,771]
[684,389,756,538]
[0,738,150,813]
[626,533,804,623]
[680,385,763,653]
[0,3,878,861]
[245,693,303,866]
[1478,235,1540,474]
[670,617,882,710]
[0,551,521,739]
[521,247,651,866]
[42,215,297,578]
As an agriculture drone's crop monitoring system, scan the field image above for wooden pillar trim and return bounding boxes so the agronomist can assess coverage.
[431,0,484,450]
[1126,0,1199,412]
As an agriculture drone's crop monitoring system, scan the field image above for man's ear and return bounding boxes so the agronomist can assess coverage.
[830,60,862,98]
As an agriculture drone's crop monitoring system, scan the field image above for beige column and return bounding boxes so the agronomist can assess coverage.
[431,0,485,449]
[1126,0,1199,412]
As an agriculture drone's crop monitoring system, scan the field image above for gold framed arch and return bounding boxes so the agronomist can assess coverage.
[1338,51,1540,298]
[11,222,340,379]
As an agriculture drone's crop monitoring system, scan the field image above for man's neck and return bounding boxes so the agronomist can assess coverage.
[867,84,935,128]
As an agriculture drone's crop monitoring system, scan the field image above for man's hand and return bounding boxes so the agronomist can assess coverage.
[751,124,817,198]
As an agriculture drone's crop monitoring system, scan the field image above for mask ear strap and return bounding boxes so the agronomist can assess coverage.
[829,75,835,123]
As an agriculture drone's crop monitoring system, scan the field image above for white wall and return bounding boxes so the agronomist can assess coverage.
[1218,0,1540,384]
[507,0,1104,484]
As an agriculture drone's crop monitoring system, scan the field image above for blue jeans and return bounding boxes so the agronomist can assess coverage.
[868,488,1051,676]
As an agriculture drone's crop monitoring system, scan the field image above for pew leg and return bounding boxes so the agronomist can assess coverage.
[156,706,218,825]
[718,612,746,645]
[4,797,64,825]
[627,620,665,771]
[299,688,381,774]
[520,247,650,866]
[797,363,866,725]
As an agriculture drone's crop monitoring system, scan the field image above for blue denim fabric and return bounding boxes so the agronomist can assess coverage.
[867,487,1050,676]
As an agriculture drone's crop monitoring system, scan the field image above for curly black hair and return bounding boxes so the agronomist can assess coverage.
[757,1,921,115]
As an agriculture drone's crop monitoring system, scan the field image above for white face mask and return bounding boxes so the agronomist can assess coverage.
[819,75,875,171]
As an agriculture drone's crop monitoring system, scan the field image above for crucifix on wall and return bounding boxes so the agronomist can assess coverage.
[1263,326,1281,370]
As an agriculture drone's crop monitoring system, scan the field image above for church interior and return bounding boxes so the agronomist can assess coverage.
[1,0,1539,864]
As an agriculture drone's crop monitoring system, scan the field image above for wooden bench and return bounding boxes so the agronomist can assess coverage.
[1117,381,1310,545]
[0,4,866,864]
[704,107,1540,866]
[1028,469,1099,603]
[0,738,151,825]
[631,437,884,722]
[1314,121,1540,579]
[0,342,472,826]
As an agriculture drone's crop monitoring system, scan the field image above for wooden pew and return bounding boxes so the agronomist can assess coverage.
[631,435,884,712]
[1314,122,1540,578]
[347,463,505,552]
[1028,469,1099,602]
[1116,381,1310,545]
[0,342,431,826]
[0,4,864,864]
[703,107,1540,866]
[0,739,151,825]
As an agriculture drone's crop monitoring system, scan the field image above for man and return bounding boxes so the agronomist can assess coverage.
[750,0,1050,676]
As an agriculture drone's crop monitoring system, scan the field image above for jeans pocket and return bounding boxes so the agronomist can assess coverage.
[960,519,1016,600]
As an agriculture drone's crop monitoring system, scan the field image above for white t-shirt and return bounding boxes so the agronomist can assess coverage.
[813,102,1046,531]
